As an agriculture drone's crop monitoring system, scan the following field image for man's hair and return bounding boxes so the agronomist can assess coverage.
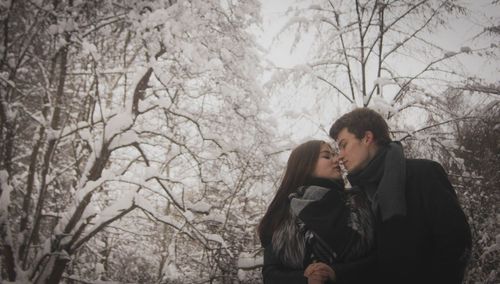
[329,108,391,146]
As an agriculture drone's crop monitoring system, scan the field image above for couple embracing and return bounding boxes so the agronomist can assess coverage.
[258,108,471,284]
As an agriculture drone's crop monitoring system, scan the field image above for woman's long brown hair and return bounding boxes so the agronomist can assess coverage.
[257,140,325,246]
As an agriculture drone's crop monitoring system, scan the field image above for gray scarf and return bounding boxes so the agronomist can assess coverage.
[348,142,406,221]
[271,185,332,269]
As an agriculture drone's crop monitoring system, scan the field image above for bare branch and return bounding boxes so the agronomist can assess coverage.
[399,116,479,141]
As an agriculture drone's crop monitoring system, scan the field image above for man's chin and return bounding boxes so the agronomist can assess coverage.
[346,166,361,175]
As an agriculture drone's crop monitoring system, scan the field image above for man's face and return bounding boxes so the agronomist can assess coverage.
[336,128,373,174]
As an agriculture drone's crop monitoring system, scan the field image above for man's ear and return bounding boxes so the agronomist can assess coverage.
[363,131,375,145]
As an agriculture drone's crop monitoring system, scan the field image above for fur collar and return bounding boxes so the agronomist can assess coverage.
[271,212,305,269]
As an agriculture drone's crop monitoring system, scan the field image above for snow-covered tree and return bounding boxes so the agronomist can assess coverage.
[0,0,279,283]
[266,0,498,121]
[452,102,499,284]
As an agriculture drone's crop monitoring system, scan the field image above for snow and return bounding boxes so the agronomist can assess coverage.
[283,16,309,30]
[135,196,184,229]
[460,46,472,53]
[0,170,12,218]
[293,63,313,73]
[103,193,135,216]
[157,96,171,109]
[207,57,224,70]
[183,210,195,222]
[2,0,498,282]
[309,4,322,10]
[374,77,395,87]
[104,112,133,141]
[75,169,116,202]
[81,192,136,236]
[108,130,139,149]
[237,253,263,269]
[205,233,228,247]
[200,211,226,223]
[81,40,99,59]
[45,127,59,141]
[444,51,457,58]
[162,262,181,281]
[144,166,160,180]
[47,24,59,35]
[0,71,16,95]
[371,96,397,116]
[187,200,211,214]
[95,262,105,275]
[481,233,500,259]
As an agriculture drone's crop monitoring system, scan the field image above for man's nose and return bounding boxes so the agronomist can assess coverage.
[338,154,346,163]
[338,151,345,159]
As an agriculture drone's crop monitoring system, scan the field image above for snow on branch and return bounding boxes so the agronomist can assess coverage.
[70,195,137,252]
[187,200,212,214]
[104,112,134,142]
[454,83,500,96]
[75,169,117,203]
[0,170,12,215]
[238,252,263,270]
[134,196,184,231]
[204,233,231,256]
[108,130,139,150]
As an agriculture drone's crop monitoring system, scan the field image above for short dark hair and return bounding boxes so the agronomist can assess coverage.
[329,108,391,146]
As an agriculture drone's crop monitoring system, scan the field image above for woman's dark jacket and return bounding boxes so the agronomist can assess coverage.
[348,144,472,284]
[262,178,377,284]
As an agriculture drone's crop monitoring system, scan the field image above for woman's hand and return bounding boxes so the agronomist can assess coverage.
[304,262,336,283]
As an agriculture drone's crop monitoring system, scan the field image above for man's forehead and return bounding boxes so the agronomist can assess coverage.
[336,128,353,140]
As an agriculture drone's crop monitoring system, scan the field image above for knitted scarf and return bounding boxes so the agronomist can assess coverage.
[348,141,406,221]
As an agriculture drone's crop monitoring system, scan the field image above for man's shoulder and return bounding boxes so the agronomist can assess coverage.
[405,158,446,176]
[406,158,441,167]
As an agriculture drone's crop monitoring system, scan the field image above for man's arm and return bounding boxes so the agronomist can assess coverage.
[331,251,378,283]
[425,161,472,283]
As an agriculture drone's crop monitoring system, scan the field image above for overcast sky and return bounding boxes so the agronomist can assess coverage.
[252,0,499,144]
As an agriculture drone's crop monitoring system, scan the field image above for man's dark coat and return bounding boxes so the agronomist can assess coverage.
[349,157,472,284]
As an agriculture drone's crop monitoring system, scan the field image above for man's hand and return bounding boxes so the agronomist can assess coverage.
[304,262,336,284]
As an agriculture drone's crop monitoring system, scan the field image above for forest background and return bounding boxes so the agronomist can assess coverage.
[0,0,498,283]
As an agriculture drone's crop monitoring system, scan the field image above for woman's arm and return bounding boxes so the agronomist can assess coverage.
[262,244,307,284]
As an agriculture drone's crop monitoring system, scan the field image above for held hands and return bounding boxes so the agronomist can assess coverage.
[304,262,336,284]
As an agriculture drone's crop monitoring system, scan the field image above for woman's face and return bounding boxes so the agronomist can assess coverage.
[312,143,342,180]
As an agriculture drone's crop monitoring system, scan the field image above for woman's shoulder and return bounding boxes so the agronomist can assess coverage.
[304,177,344,190]
[299,185,332,199]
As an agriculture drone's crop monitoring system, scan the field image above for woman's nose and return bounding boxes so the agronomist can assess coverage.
[332,155,339,163]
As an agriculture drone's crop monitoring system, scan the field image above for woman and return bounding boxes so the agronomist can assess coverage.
[258,140,376,284]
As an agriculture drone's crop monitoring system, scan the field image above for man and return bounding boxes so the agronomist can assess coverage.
[329,108,471,284]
